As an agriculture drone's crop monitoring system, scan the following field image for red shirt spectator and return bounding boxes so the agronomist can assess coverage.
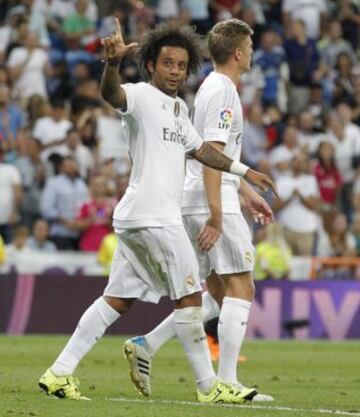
[74,175,116,251]
[313,141,342,205]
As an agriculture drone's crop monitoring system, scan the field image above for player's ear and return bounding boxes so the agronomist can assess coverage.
[147,60,155,75]
[234,47,242,61]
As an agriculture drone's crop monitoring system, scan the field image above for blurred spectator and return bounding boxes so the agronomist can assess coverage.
[353,175,360,213]
[313,141,342,210]
[155,0,180,22]
[320,20,356,70]
[46,59,71,101]
[242,103,270,172]
[27,218,57,252]
[351,213,360,255]
[41,156,88,250]
[297,110,325,155]
[61,127,94,179]
[327,110,360,217]
[7,31,48,101]
[26,94,47,130]
[76,107,98,150]
[70,175,116,252]
[32,98,72,164]
[269,124,300,179]
[337,0,360,50]
[0,84,26,158]
[238,63,264,112]
[273,152,321,255]
[282,0,328,39]
[15,134,45,227]
[5,225,30,256]
[209,0,241,21]
[255,223,292,280]
[330,52,354,106]
[0,234,5,264]
[70,78,101,118]
[97,231,117,275]
[0,143,22,243]
[284,19,320,114]
[62,0,97,52]
[253,28,288,111]
[181,0,212,35]
[0,5,28,63]
[317,212,357,256]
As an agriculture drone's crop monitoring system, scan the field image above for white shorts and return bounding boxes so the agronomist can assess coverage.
[183,213,255,280]
[103,226,201,303]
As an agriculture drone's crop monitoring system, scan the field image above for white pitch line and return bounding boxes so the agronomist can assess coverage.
[107,397,360,416]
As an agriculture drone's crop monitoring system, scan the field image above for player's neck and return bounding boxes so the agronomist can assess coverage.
[213,64,242,85]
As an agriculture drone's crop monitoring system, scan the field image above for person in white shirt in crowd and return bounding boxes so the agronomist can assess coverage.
[61,127,94,180]
[27,218,57,252]
[0,143,22,244]
[32,98,72,166]
[326,109,360,218]
[273,151,322,256]
[317,212,357,257]
[6,31,48,101]
[282,0,328,40]
[128,19,275,402]
[38,20,276,403]
[269,124,300,179]
[5,225,30,258]
[320,20,356,70]
[297,109,325,156]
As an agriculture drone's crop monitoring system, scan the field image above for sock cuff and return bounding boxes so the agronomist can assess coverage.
[223,296,252,310]
[95,297,120,326]
[174,306,202,324]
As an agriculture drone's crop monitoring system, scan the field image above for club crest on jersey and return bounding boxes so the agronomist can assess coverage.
[219,109,232,129]
[174,101,180,117]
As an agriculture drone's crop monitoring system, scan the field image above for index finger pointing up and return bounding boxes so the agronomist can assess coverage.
[114,17,123,39]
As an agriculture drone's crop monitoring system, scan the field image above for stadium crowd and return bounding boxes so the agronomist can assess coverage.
[0,0,360,277]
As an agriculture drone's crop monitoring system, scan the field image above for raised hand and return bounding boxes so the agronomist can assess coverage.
[244,169,278,197]
[101,18,138,62]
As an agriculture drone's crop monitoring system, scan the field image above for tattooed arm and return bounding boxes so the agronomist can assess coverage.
[100,18,137,109]
[191,142,278,196]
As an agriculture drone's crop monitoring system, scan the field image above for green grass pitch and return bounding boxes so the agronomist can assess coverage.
[0,336,359,417]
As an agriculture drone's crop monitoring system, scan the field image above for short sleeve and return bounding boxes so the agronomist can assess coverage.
[116,83,144,117]
[185,122,203,153]
[201,90,236,144]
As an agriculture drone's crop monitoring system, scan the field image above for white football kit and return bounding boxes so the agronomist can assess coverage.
[104,82,204,303]
[182,72,255,279]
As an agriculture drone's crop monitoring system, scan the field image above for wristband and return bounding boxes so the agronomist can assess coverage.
[104,58,121,66]
[229,161,249,177]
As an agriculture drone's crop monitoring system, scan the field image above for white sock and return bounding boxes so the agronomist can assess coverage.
[217,297,251,384]
[174,306,217,393]
[145,292,220,356]
[51,297,120,376]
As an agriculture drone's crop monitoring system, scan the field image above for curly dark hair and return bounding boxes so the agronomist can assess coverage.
[138,23,204,80]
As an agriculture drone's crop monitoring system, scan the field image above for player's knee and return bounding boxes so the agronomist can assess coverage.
[103,295,135,314]
[175,291,202,308]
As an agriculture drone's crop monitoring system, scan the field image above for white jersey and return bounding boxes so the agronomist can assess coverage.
[113,82,203,229]
[182,71,243,215]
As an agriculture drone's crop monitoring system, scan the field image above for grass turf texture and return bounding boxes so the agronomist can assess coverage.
[0,336,359,417]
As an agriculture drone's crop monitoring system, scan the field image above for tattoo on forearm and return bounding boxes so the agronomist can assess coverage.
[194,142,232,172]
[100,64,123,107]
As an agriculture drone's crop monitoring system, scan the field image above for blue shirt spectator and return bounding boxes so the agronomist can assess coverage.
[253,29,287,106]
[41,156,88,249]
